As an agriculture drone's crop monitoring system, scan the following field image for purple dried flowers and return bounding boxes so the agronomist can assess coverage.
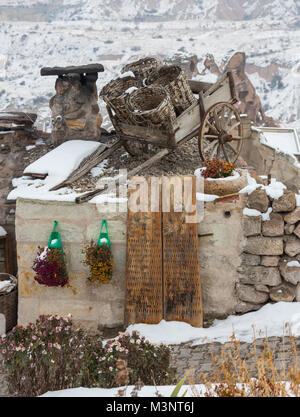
[32,246,68,287]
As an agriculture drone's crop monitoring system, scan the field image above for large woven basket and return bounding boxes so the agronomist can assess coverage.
[121,57,162,82]
[146,65,196,115]
[0,273,17,333]
[127,86,176,131]
[100,76,139,123]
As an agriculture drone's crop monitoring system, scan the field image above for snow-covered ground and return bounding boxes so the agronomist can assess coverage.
[124,302,300,346]
[40,301,300,397]
[41,384,200,397]
[41,382,296,397]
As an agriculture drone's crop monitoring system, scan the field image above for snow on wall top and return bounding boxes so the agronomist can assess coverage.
[8,140,101,203]
[259,128,300,156]
[23,140,100,178]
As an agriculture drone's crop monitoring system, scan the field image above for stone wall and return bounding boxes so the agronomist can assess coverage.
[171,336,300,382]
[198,194,246,319]
[237,188,300,313]
[16,198,127,331]
[15,194,246,329]
[0,131,30,274]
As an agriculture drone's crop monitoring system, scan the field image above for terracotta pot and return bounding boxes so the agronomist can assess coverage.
[203,169,248,196]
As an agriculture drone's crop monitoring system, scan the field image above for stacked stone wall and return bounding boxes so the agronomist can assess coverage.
[237,188,300,313]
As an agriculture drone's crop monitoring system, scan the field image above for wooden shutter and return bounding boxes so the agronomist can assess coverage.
[162,176,203,327]
[125,175,202,327]
[125,177,163,325]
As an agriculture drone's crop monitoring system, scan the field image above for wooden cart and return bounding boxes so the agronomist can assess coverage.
[107,71,244,164]
[75,71,243,203]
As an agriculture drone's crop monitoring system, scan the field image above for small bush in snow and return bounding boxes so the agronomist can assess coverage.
[0,316,175,396]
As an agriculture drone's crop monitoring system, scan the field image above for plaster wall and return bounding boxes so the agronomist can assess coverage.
[16,195,246,330]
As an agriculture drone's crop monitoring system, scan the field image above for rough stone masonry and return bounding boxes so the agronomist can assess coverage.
[237,187,300,314]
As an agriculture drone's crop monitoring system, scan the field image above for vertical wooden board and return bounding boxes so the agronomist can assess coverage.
[162,176,203,327]
[125,177,163,325]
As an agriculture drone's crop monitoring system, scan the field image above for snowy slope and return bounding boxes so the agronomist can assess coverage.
[0,1,299,129]
[2,0,299,21]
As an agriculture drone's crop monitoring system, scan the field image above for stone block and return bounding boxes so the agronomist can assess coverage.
[279,261,300,285]
[255,284,269,293]
[269,283,295,302]
[293,224,300,239]
[284,236,300,257]
[284,207,300,224]
[243,215,261,237]
[262,213,284,237]
[272,191,296,213]
[261,256,280,267]
[236,283,269,304]
[284,223,295,235]
[238,265,281,286]
[296,283,300,302]
[244,236,283,256]
[247,188,269,212]
[235,301,264,314]
[241,253,261,266]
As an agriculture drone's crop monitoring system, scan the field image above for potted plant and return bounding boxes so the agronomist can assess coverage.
[195,158,248,196]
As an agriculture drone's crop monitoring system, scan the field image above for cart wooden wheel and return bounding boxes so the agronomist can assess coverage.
[198,102,243,164]
[123,140,160,157]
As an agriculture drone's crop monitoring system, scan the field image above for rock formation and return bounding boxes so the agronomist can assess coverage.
[203,52,279,127]
[42,64,104,146]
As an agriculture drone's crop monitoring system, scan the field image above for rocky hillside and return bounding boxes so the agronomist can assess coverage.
[1,0,299,22]
[0,1,299,130]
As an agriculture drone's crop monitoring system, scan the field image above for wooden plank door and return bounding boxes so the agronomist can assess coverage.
[162,176,203,327]
[125,177,163,325]
[125,175,202,327]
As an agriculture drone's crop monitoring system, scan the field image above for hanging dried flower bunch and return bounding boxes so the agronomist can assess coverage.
[82,240,114,284]
[201,158,235,179]
[32,246,68,287]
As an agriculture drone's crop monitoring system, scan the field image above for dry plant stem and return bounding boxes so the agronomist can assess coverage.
[193,331,299,397]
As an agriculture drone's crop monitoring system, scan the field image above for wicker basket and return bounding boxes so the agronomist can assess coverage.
[146,65,196,115]
[100,76,139,123]
[127,86,176,131]
[121,57,162,82]
[0,273,17,333]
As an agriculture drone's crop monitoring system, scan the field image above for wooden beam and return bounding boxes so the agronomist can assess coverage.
[23,173,48,180]
[40,63,104,76]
